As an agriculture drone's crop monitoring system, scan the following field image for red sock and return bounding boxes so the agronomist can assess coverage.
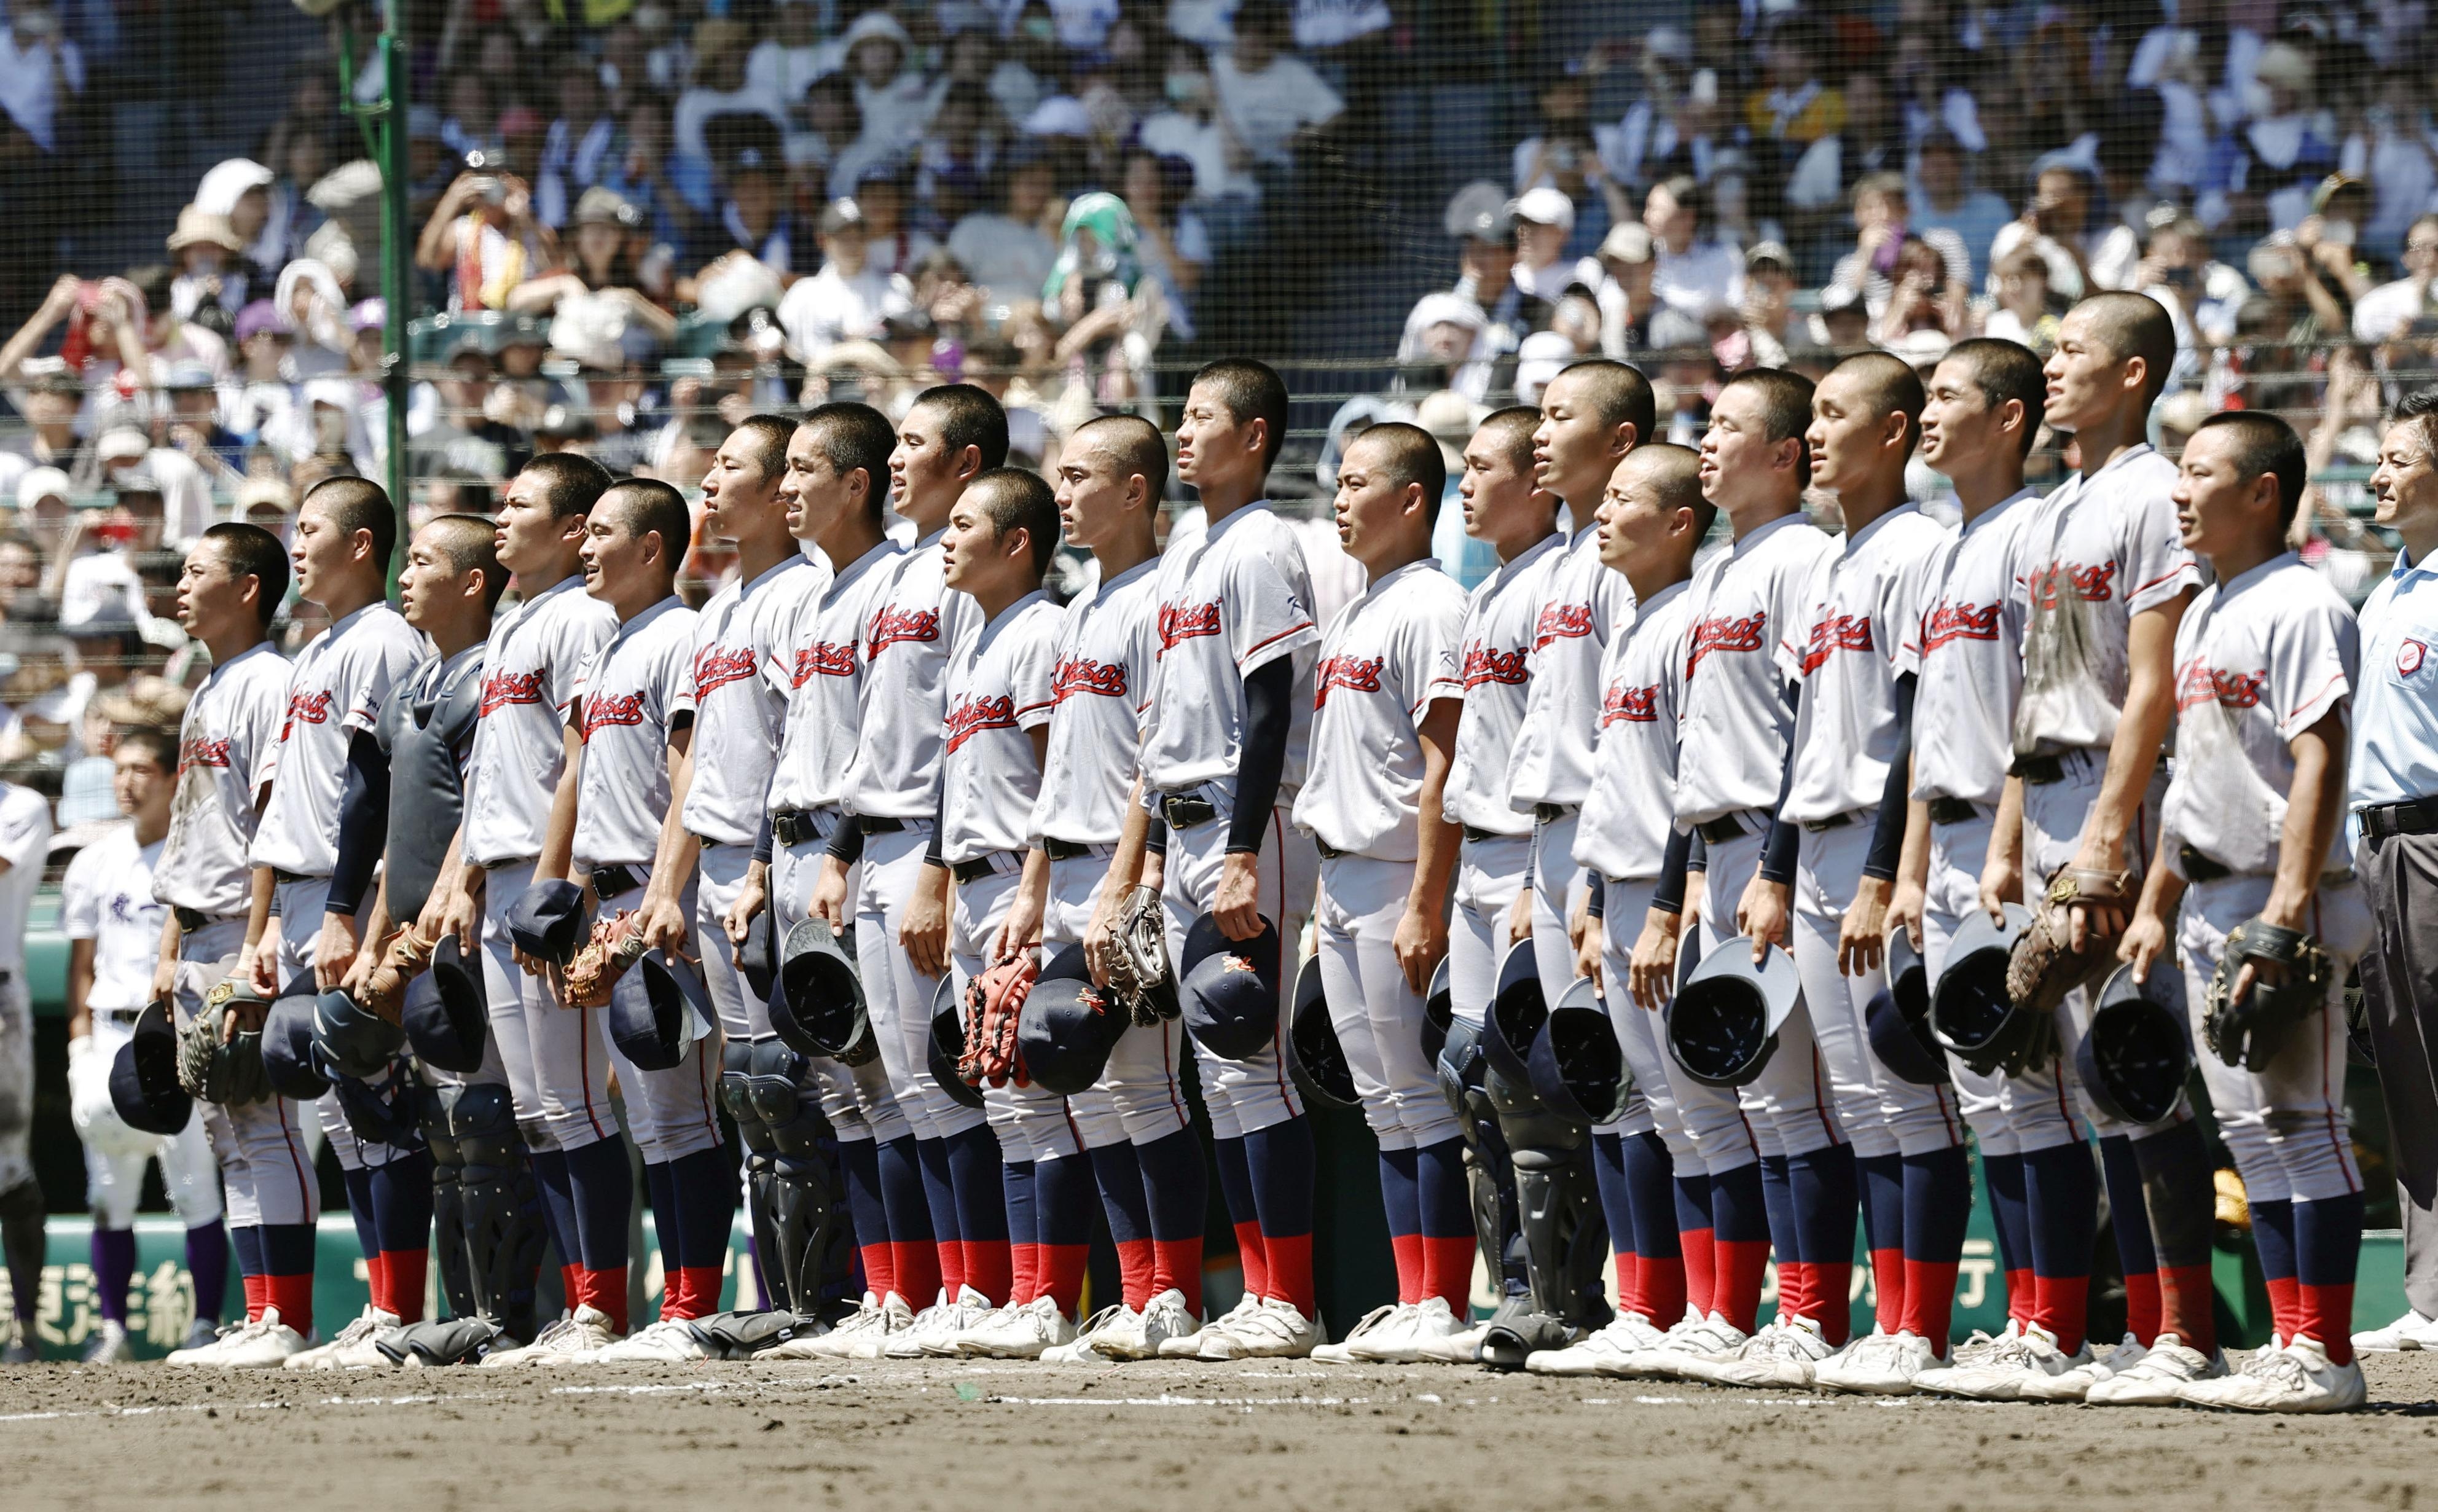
[2036,1272,2089,1354]
[263,1273,314,1337]
[1774,1259,1807,1325]
[1263,1232,1315,1317]
[1712,1240,1770,1333]
[1901,1259,1959,1352]
[2264,1275,2302,1342]
[1232,1220,1270,1301]
[1422,1236,1475,1314]
[1613,1250,1642,1320]
[2123,1269,2162,1345]
[382,1250,428,1324]
[963,1238,1013,1306]
[892,1241,941,1306]
[1389,1234,1424,1306]
[243,1273,268,1322]
[2005,1269,2036,1326]
[1641,1256,1687,1326]
[676,1265,724,1319]
[1811,1263,1853,1345]
[1869,1248,1905,1335]
[365,1251,388,1315]
[1039,1244,1090,1314]
[859,1242,896,1305]
[1114,1237,1156,1311]
[2159,1264,2215,1355]
[936,1237,967,1298]
[581,1266,629,1334]
[1679,1227,1715,1319]
[1008,1240,1038,1307]
[2302,1284,2356,1366]
[1153,1237,1204,1317]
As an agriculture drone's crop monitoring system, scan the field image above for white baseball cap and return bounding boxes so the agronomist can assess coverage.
[1512,186,1575,233]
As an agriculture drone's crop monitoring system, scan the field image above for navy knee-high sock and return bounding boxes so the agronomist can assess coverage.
[1980,1151,2034,1325]
[561,1137,633,1330]
[2023,1138,2097,1353]
[2295,1191,2364,1365]
[877,1135,938,1304]
[1624,1132,1683,1323]
[667,1143,737,1317]
[1589,1131,1634,1312]
[529,1147,579,1287]
[1380,1145,1422,1303]
[1900,1146,1970,1349]
[1032,1153,1096,1313]
[1711,1160,1770,1333]
[1089,1141,1156,1310]
[2130,1120,2216,1353]
[1758,1153,1799,1320]
[1213,1134,1265,1302]
[1414,1136,1474,1312]
[1139,1128,1208,1316]
[341,1165,380,1263]
[186,1218,230,1325]
[946,1125,1010,1304]
[2097,1132,2161,1344]
[369,1148,436,1322]
[837,1137,891,1303]
[1244,1118,1316,1315]
[1001,1159,1038,1303]
[2252,1196,2298,1343]
[1858,1151,1905,1334]
[915,1137,964,1298]
[1789,1145,1859,1342]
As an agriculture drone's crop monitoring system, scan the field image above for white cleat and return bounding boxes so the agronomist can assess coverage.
[1096,1290,1197,1361]
[1813,1330,1943,1395]
[2086,1334,2225,1405]
[597,1318,716,1363]
[1526,1312,1670,1377]
[2017,1331,2145,1402]
[1161,1291,1256,1359]
[528,1304,622,1365]
[80,1321,135,1365]
[1041,1305,1133,1364]
[1311,1304,1413,1365]
[286,1306,402,1370]
[1915,1323,2088,1401]
[2353,1307,2438,1354]
[1623,1313,1753,1381]
[165,1321,248,1366]
[831,1293,919,1360]
[758,1295,879,1360]
[1197,1297,1323,1360]
[1373,1296,1467,1363]
[480,1314,574,1368]
[1702,1315,1836,1389]
[960,1296,1077,1359]
[212,1308,315,1369]
[899,1286,995,1359]
[1948,1320,2022,1366]
[2177,1337,2367,1413]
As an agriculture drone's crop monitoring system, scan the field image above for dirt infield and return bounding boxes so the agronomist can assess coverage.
[6,1350,2436,1511]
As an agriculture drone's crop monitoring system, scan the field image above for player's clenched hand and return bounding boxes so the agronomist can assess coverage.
[2117,906,2169,984]
[1738,875,1792,964]
[809,856,850,932]
[634,888,690,957]
[1504,885,1534,945]
[243,940,280,997]
[1392,900,1447,996]
[901,866,951,978]
[724,863,767,947]
[1213,852,1264,941]
[313,912,361,992]
[993,887,1045,966]
[1838,874,1893,977]
[1629,908,1681,1011]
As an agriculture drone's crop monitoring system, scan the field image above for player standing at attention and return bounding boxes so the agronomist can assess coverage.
[1293,423,1469,1365]
[1093,359,1325,1360]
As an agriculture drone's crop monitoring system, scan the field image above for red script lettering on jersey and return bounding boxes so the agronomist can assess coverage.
[793,642,855,686]
[1158,601,1223,651]
[1052,657,1129,701]
[1686,612,1768,675]
[692,646,759,701]
[2174,660,2268,713]
[1313,654,1385,707]
[479,668,546,716]
[280,690,335,738]
[1601,681,1660,725]
[868,606,941,656]
[179,734,233,772]
[1798,613,1876,673]
[1459,643,1528,687]
[1533,603,1595,649]
[2029,560,2118,609]
[944,694,1017,753]
[1922,601,2001,651]
[580,691,648,738]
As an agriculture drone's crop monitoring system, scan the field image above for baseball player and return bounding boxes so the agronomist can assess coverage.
[731,402,922,1360]
[1094,358,1325,1359]
[1642,367,1841,1382]
[1753,353,1963,1390]
[1929,293,2212,1400]
[994,414,1209,1363]
[1289,423,1468,1365]
[0,759,50,1363]
[1426,405,1563,1362]
[428,455,625,1366]
[2114,412,2367,1412]
[927,468,1076,1357]
[65,727,227,1364]
[152,523,318,1368]
[241,478,430,1368]
[1888,338,2086,1385]
[1540,444,1753,1377]
[810,384,1006,1354]
[605,416,836,1363]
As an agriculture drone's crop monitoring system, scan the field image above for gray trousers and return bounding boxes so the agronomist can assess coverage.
[2358,825,2438,1317]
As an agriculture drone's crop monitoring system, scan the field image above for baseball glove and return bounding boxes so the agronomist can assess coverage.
[178,979,272,1107]
[959,957,1037,1089]
[563,910,648,1009]
[2203,917,2334,1071]
[355,926,436,1025]
[1103,883,1177,1028]
[2007,866,2134,1014]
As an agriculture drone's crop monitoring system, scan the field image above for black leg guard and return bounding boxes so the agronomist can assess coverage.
[743,1038,846,1320]
[418,1084,477,1323]
[1476,1061,1609,1369]
[446,1082,546,1339]
[719,1040,783,1310]
[1438,1018,1526,1310]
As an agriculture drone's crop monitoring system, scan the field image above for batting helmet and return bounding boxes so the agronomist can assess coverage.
[1178,912,1284,1062]
[1017,943,1126,1095]
[260,976,332,1100]
[2076,963,2192,1126]
[1666,935,1801,1088]
[108,1000,192,1137]
[1528,975,1631,1126]
[772,917,874,1064]
[1930,903,2053,1076]
[506,879,588,968]
[1865,928,1948,1086]
[608,949,715,1073]
[403,933,488,1073]
[1483,938,1546,1087]
[1421,956,1453,1065]
[1285,952,1358,1109]
[313,987,408,1081]
[929,973,985,1110]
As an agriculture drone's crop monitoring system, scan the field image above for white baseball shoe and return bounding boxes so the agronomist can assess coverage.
[829,1293,918,1360]
[961,1296,1076,1358]
[1412,1316,1489,1364]
[1914,1323,2088,1400]
[1948,1319,2021,1366]
[80,1320,134,1364]
[480,1314,574,1368]
[937,1301,1014,1357]
[2085,1333,2225,1404]
[1813,1330,1943,1395]
[757,1294,876,1359]
[1095,1288,1198,1360]
[1311,1304,1413,1364]
[1161,1292,1256,1358]
[890,1285,994,1358]
[1043,1304,1139,1363]
[1623,1312,1754,1380]
[598,1318,716,1363]
[286,1306,402,1370]
[1378,1297,1466,1362]
[528,1304,622,1365]
[1526,1311,1670,1376]
[2179,1336,2365,1412]
[2017,1331,2145,1401]
[211,1307,315,1369]
[1197,1298,1323,1360]
[1701,1315,1836,1388]
[2353,1307,2438,1354]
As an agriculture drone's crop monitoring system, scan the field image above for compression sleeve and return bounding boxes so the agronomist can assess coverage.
[1863,673,1916,882]
[1226,656,1295,856]
[1652,826,1695,915]
[752,813,774,866]
[325,730,391,917]
[1758,680,1802,887]
[826,818,867,866]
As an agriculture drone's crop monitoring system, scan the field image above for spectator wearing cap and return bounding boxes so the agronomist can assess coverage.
[842,11,933,160]
[1209,0,1342,171]
[1394,292,1494,401]
[2225,41,2339,235]
[1510,186,1603,304]
[165,206,248,328]
[414,151,544,311]
[1642,174,1742,322]
[1738,239,1800,367]
[597,96,705,257]
[2354,213,2438,345]
[89,426,206,548]
[1908,132,2011,286]
[690,139,802,275]
[197,154,283,268]
[509,187,677,349]
[1827,172,1970,322]
[46,463,155,628]
[1595,221,1655,354]
[778,198,914,370]
[0,339,80,472]
[949,149,1059,307]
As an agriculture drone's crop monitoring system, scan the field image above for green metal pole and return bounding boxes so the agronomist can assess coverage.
[380,27,411,590]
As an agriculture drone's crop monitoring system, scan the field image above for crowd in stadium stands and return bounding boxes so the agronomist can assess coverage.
[0,0,2436,830]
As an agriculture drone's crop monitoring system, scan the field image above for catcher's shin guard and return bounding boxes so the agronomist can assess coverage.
[743,1038,847,1318]
[719,1041,781,1304]
[448,1083,546,1339]
[419,1084,477,1322]
[1439,1017,1526,1310]
[1478,1058,1610,1368]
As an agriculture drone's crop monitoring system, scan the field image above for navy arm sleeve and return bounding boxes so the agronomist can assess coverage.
[1758,680,1803,887]
[1226,656,1295,856]
[1862,673,1916,882]
[325,730,391,917]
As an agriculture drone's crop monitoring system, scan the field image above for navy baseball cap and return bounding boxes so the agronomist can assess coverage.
[261,976,333,1099]
[609,949,716,1073]
[774,917,873,1063]
[1178,912,1282,1062]
[1666,935,1801,1088]
[1017,943,1124,1096]
[928,973,984,1110]
[313,987,409,1081]
[507,879,588,966]
[1286,952,1357,1110]
[1484,938,1546,1086]
[1865,928,1948,1087]
[738,909,778,1006]
[108,1000,192,1137]
[1529,975,1629,1125]
[2078,963,2190,1126]
[1930,903,2045,1076]
[1421,955,1454,1065]
[405,933,490,1074]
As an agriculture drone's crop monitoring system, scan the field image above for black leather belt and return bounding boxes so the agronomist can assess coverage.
[590,863,646,899]
[1533,802,1576,824]
[173,906,211,934]
[2010,753,2068,785]
[1928,797,1981,826]
[771,809,823,847]
[2361,796,2438,842]
[1161,793,1218,829]
[1697,814,1749,845]
[1316,840,1349,860]
[949,852,1017,884]
[1801,812,1853,834]
[272,869,314,887]
[1043,837,1099,861]
[857,815,906,835]
[1461,826,1507,845]
[2178,844,2232,883]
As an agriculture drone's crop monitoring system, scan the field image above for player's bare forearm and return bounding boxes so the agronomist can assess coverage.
[1400,702,1463,990]
[2076,596,2189,869]
[2264,711,2347,931]
[151,908,181,1004]
[994,847,1051,963]
[1887,795,1931,949]
[1980,775,2026,922]
[241,865,279,991]
[1107,776,1152,891]
[535,724,585,884]
[67,937,94,1034]
[2120,826,2184,981]
[639,729,701,953]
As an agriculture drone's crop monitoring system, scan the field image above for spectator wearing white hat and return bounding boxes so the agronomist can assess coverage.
[1509,186,1604,304]
[777,198,915,371]
[192,158,281,292]
[842,10,934,158]
[165,207,249,327]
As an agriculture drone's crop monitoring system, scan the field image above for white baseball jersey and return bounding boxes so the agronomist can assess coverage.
[463,576,619,868]
[1911,489,2040,806]
[678,551,831,846]
[1782,505,1948,823]
[63,825,166,1011]
[767,539,903,817]
[250,601,426,878]
[939,591,1062,864]
[1292,559,1465,861]
[1575,578,1695,880]
[2162,554,2358,876]
[1443,530,1563,835]
[0,783,50,973]
[1673,512,1839,828]
[1139,502,1321,797]
[571,596,699,872]
[155,641,289,916]
[2013,444,2201,757]
[1030,557,1161,848]
[841,533,982,820]
[1506,523,1636,812]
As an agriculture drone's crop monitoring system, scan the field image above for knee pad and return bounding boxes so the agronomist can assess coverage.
[420,1083,464,1170]
[723,1040,776,1157]
[746,1038,833,1162]
[450,1083,543,1330]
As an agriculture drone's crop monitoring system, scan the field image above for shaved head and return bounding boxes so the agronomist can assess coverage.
[1476,406,1540,471]
[2074,291,2177,405]
[1349,421,1446,511]
[1075,413,1169,498]
[1618,443,1712,536]
[423,512,508,608]
[1826,351,1926,456]
[1555,360,1657,447]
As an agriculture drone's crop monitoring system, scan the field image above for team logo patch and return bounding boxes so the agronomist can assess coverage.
[2174,660,2270,713]
[2029,560,2118,609]
[794,642,855,685]
[2401,639,2427,677]
[1158,601,1223,651]
[1687,611,1768,675]
[1314,654,1385,706]
[693,646,760,700]
[1459,643,1527,687]
[281,689,335,738]
[479,668,546,716]
[1601,682,1660,725]
[1223,955,1258,974]
[580,691,648,738]
[179,734,233,772]
[1533,603,1595,649]
[1922,601,2001,651]
[944,694,1017,753]
[1798,613,1876,674]
[1052,657,1128,701]
[868,606,941,655]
